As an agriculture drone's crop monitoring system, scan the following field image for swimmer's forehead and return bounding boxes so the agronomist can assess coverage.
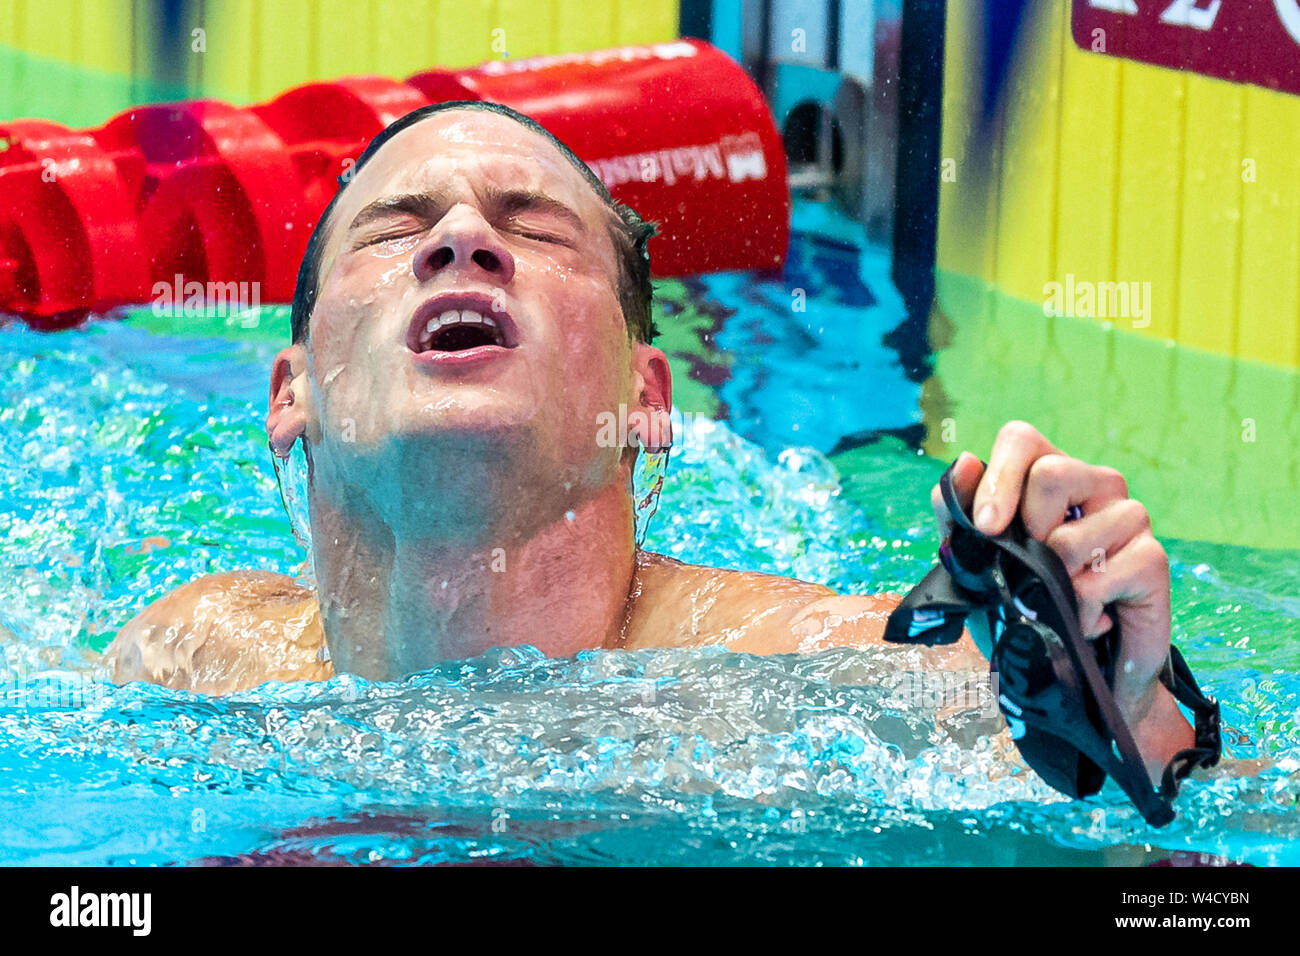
[333,111,608,235]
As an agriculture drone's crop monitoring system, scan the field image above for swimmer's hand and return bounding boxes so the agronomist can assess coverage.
[932,421,1195,787]
[105,571,331,695]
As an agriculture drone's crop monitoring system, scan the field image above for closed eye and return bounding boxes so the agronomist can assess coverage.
[353,228,423,249]
[504,214,572,246]
[511,225,573,247]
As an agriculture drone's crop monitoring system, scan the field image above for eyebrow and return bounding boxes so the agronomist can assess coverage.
[346,184,587,236]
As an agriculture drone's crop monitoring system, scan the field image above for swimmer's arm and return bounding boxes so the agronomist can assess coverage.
[766,592,901,653]
[105,571,332,695]
[727,589,987,667]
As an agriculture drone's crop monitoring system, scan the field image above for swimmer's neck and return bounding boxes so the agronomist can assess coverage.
[309,479,639,679]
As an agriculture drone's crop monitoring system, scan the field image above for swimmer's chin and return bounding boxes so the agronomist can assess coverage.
[324,396,542,443]
[390,409,541,445]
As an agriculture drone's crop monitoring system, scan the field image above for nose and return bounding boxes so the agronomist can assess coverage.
[412,203,516,286]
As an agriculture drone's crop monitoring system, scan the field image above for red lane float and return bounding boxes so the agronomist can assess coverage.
[0,39,788,327]
[0,120,150,326]
[407,41,790,278]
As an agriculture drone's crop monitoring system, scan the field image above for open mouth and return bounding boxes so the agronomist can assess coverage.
[417,310,507,352]
[407,291,520,358]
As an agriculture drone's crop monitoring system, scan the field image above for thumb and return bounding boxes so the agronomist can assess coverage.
[931,451,985,536]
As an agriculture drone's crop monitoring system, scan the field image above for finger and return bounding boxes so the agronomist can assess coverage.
[1024,459,1130,541]
[1045,497,1153,575]
[1092,610,1114,636]
[973,421,1058,535]
[1070,534,1172,696]
[931,451,985,536]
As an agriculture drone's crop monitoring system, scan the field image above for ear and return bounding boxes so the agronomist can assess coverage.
[627,342,673,452]
[267,344,312,459]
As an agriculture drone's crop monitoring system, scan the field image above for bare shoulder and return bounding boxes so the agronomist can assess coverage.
[105,570,332,694]
[624,550,904,654]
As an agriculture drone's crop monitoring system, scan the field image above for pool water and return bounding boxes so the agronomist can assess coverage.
[1,226,1297,866]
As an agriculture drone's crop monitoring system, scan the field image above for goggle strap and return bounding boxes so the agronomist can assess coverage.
[998,532,1178,826]
[1157,644,1223,800]
[927,456,1222,826]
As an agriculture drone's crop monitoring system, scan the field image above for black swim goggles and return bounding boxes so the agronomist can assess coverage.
[883,458,1221,827]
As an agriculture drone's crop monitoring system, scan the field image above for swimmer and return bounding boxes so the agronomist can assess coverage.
[105,101,1195,786]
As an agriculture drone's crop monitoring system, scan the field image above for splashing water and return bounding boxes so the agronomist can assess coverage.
[632,443,669,548]
[271,438,315,583]
[0,315,1296,865]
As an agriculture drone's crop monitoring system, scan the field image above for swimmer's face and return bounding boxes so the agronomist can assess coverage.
[269,109,671,501]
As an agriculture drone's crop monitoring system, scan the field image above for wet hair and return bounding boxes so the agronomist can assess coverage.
[289,100,659,345]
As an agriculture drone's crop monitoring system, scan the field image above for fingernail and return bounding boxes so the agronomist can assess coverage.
[976,504,996,531]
